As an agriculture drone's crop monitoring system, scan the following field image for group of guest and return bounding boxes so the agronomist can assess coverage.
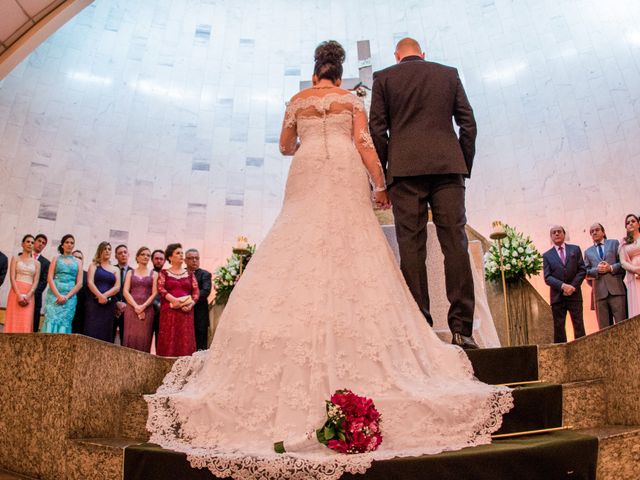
[543,214,640,343]
[1,235,212,357]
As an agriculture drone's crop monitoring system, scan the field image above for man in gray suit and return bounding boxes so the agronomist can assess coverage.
[584,223,627,329]
[369,37,478,349]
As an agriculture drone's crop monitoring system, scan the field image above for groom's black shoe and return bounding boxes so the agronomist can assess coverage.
[451,333,479,350]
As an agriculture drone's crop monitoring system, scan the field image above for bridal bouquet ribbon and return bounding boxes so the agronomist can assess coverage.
[274,389,382,454]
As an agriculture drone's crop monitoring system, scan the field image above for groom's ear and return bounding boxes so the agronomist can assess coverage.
[420,52,425,59]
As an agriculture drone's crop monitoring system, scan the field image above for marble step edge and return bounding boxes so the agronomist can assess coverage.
[74,425,640,452]
[0,467,38,480]
[119,393,151,440]
[562,378,607,429]
[575,425,640,480]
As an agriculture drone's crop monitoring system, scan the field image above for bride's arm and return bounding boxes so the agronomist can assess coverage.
[352,101,387,193]
[279,102,299,156]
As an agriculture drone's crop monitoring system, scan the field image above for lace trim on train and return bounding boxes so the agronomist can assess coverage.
[145,350,513,480]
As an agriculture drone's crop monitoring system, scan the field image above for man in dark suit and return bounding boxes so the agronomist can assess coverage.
[113,244,131,344]
[543,226,587,343]
[369,37,478,349]
[32,234,50,333]
[151,249,165,347]
[584,223,627,329]
[185,249,212,350]
[0,250,7,288]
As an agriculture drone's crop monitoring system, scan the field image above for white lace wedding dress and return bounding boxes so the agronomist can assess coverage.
[145,92,513,480]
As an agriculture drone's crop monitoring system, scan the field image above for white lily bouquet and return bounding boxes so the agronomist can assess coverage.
[484,224,543,282]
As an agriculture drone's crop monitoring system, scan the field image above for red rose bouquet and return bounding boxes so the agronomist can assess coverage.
[274,389,382,454]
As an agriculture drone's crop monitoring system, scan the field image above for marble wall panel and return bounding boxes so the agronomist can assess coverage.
[0,0,639,312]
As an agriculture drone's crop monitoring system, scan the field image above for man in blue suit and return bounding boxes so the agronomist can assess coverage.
[584,223,627,329]
[543,225,587,343]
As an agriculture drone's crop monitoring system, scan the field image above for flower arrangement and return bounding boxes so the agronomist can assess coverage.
[484,224,543,282]
[274,389,382,454]
[212,240,256,305]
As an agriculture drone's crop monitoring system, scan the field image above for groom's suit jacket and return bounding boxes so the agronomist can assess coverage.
[543,244,586,304]
[369,56,477,184]
[583,239,626,301]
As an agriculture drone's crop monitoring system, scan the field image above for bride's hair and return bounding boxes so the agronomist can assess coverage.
[314,40,345,83]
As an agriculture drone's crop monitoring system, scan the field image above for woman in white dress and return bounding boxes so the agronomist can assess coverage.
[146,41,513,480]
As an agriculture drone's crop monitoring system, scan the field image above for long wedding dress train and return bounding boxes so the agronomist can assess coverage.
[145,92,513,480]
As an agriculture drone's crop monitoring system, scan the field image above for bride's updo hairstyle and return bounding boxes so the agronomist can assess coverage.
[313,40,345,83]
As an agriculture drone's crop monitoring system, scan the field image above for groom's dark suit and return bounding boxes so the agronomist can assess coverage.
[370,56,477,337]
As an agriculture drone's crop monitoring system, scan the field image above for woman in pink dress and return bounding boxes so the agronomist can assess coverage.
[123,247,158,353]
[620,213,640,318]
[5,235,41,333]
[156,243,199,356]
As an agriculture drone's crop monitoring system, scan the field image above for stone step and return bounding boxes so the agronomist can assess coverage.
[562,378,607,429]
[120,393,150,441]
[466,345,538,384]
[577,425,640,480]
[0,467,37,479]
[124,430,599,479]
[497,382,562,435]
[120,380,563,443]
[67,438,141,480]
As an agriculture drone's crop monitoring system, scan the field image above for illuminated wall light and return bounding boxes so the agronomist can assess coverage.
[626,31,640,46]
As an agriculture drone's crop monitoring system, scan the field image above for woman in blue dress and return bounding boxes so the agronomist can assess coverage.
[84,241,121,342]
[42,234,83,334]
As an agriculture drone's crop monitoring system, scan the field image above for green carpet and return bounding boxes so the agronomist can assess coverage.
[465,345,538,385]
[124,431,597,480]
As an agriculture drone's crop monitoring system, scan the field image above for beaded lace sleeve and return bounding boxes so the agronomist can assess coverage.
[352,97,386,191]
[279,102,299,155]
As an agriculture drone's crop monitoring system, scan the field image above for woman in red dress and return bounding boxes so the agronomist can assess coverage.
[156,243,199,356]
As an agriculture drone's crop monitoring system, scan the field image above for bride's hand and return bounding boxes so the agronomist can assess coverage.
[373,190,391,210]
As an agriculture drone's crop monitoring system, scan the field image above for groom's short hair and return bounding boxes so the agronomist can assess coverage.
[395,37,422,55]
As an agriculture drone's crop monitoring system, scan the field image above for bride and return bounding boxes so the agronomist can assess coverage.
[146,41,513,480]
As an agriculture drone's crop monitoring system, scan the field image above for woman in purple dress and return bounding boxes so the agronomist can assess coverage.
[122,247,158,352]
[84,242,120,342]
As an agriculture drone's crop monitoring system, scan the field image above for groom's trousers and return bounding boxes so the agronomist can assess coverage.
[388,174,475,337]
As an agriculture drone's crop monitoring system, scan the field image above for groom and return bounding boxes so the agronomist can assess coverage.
[370,38,478,349]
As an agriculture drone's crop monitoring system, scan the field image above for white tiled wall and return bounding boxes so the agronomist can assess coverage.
[0,0,639,306]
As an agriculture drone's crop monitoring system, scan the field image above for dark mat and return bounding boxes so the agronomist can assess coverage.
[497,382,563,434]
[124,430,597,480]
[466,345,539,385]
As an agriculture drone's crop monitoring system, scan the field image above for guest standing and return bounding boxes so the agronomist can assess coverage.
[32,233,50,332]
[113,244,131,344]
[42,235,83,334]
[620,214,640,318]
[151,249,165,347]
[84,242,120,342]
[0,250,7,287]
[543,225,587,343]
[157,243,199,356]
[122,247,158,353]
[71,250,88,334]
[584,223,627,329]
[4,235,41,333]
[185,248,212,350]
